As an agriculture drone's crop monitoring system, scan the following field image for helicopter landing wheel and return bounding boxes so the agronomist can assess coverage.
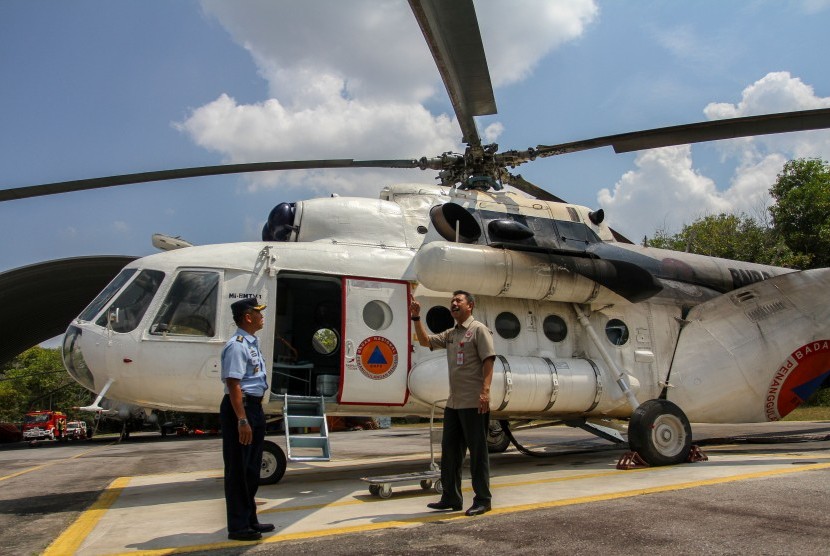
[628,399,692,466]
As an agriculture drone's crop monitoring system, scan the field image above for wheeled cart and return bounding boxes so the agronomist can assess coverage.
[361,400,445,499]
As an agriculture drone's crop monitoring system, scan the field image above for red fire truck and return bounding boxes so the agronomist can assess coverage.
[22,410,67,441]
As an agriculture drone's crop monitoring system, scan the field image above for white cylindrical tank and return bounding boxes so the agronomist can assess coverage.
[413,241,620,304]
[408,354,633,415]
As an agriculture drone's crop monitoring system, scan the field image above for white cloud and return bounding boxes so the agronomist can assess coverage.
[113,221,129,233]
[181,1,597,194]
[599,72,830,239]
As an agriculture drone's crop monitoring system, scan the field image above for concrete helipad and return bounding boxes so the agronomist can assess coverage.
[43,439,830,555]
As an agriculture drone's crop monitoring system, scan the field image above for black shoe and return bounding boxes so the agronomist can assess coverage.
[465,503,491,516]
[250,522,276,533]
[427,501,462,511]
[228,529,262,541]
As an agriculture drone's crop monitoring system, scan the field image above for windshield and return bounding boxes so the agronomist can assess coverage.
[95,270,165,333]
[23,414,50,424]
[78,268,137,321]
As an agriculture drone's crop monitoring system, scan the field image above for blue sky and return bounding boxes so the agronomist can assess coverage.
[2,0,829,275]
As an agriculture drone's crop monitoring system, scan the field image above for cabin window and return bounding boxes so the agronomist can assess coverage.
[426,305,453,333]
[495,312,521,339]
[150,271,219,337]
[96,270,165,333]
[312,328,339,355]
[78,268,137,322]
[605,318,629,346]
[543,315,568,343]
[363,300,393,331]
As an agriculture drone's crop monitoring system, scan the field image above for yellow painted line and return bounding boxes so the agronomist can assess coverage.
[0,442,114,483]
[43,476,131,556]
[102,461,830,556]
[260,448,828,516]
[260,465,656,515]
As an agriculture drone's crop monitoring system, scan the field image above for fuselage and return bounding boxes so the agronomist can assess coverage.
[61,184,830,423]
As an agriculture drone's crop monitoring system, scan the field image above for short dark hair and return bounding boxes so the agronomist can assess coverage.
[453,290,475,306]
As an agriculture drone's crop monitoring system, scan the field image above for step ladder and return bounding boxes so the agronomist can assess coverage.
[282,394,331,462]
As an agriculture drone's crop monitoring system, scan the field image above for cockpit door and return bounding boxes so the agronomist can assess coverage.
[340,278,409,405]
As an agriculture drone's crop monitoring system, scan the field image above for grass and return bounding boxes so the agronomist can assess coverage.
[783,406,830,421]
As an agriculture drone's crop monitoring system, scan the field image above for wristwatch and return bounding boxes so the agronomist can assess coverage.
[238,418,249,426]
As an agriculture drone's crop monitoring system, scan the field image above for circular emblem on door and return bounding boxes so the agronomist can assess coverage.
[356,336,399,380]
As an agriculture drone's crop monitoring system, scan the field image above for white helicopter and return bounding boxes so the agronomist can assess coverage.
[3,0,830,484]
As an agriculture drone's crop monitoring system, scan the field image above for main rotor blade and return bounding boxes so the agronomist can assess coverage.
[0,158,423,202]
[534,108,830,157]
[506,174,566,203]
[409,0,496,147]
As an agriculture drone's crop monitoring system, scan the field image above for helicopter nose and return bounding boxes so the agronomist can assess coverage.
[61,325,96,391]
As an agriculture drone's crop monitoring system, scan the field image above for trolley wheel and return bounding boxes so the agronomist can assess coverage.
[368,484,380,496]
[420,479,433,491]
[378,483,393,499]
[433,478,443,494]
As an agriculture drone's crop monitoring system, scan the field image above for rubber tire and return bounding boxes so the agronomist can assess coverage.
[378,484,392,499]
[369,484,380,496]
[420,479,433,490]
[487,420,510,453]
[628,399,692,466]
[259,440,287,485]
[433,478,443,494]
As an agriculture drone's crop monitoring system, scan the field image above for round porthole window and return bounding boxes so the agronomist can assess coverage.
[312,328,339,355]
[363,300,392,331]
[495,312,521,339]
[426,305,454,333]
[543,315,567,343]
[605,318,629,346]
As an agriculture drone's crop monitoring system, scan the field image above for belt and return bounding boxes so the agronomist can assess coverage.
[241,394,264,405]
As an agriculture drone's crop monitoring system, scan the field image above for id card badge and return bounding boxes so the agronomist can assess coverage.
[457,343,465,366]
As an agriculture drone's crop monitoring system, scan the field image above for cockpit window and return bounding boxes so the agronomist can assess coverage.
[150,271,219,337]
[78,268,137,322]
[95,270,165,333]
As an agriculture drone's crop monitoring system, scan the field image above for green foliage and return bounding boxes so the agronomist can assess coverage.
[769,158,830,269]
[644,213,805,267]
[0,347,94,423]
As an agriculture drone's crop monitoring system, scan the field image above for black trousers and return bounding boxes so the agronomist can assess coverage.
[439,407,491,506]
[220,394,266,533]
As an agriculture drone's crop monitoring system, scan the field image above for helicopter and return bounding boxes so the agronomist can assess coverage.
[2,0,830,484]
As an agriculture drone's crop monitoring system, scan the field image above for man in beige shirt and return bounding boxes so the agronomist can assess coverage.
[410,290,496,516]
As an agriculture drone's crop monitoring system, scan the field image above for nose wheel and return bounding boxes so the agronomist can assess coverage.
[259,440,287,485]
[627,399,692,466]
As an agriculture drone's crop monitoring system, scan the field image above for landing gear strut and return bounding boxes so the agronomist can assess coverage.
[627,399,692,466]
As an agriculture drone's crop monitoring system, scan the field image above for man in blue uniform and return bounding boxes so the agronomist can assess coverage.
[220,296,275,541]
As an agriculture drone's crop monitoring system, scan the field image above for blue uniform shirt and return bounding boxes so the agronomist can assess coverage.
[221,328,269,396]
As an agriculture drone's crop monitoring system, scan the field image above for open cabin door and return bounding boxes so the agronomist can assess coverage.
[340,278,410,405]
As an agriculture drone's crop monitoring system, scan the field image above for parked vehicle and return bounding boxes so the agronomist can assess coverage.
[0,423,22,443]
[22,410,67,441]
[65,420,89,440]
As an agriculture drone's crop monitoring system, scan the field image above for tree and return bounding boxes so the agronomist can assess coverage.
[0,347,94,422]
[645,213,805,267]
[769,158,830,269]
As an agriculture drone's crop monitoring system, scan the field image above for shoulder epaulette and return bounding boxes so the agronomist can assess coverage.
[236,336,244,342]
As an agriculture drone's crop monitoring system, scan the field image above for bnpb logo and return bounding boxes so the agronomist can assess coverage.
[355,336,398,380]
[766,340,830,421]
